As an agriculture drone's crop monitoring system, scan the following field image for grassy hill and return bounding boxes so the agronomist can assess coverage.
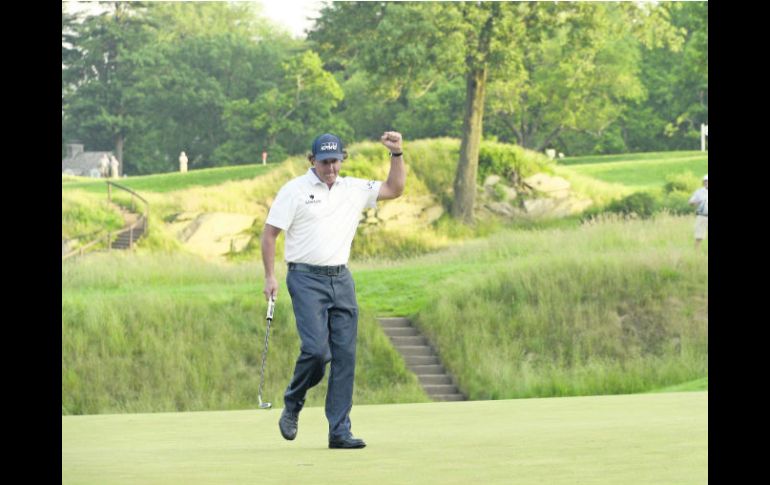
[62,144,708,414]
[62,214,707,413]
[553,150,708,206]
[61,163,280,194]
[62,391,708,485]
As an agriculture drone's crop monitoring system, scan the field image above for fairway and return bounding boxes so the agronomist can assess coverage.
[62,391,707,485]
[557,152,708,191]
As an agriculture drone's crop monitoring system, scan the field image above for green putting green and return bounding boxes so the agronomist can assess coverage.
[62,391,707,485]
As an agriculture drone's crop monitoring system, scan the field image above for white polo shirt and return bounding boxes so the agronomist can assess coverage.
[266,168,382,266]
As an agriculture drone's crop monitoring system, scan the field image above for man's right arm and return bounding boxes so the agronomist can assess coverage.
[262,224,282,300]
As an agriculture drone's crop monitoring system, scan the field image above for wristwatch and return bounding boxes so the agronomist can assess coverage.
[389,151,403,157]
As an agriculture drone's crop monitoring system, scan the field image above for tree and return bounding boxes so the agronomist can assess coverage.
[124,2,301,172]
[619,1,707,152]
[310,2,685,221]
[62,1,302,174]
[485,2,688,155]
[311,1,524,223]
[62,2,153,173]
[214,50,347,165]
[124,32,291,172]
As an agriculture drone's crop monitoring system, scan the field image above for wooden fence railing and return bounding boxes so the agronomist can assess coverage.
[62,181,150,262]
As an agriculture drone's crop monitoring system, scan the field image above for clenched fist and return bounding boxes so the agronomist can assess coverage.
[380,131,403,153]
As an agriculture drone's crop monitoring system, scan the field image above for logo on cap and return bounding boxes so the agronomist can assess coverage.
[312,133,344,161]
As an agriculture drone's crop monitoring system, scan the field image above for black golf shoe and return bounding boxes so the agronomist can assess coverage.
[279,408,299,441]
[329,435,366,449]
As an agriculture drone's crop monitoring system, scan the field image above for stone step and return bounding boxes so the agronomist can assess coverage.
[409,364,445,375]
[378,317,412,328]
[423,384,461,395]
[390,335,429,346]
[397,346,434,357]
[114,233,143,241]
[377,317,465,402]
[382,327,420,337]
[431,394,466,402]
[403,355,440,366]
[418,374,452,385]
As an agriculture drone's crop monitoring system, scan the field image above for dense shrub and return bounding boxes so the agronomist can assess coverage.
[663,171,701,194]
[582,182,697,221]
[478,141,554,183]
[606,192,658,218]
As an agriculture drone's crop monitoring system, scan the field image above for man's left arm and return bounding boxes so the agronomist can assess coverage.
[378,131,406,201]
[689,189,703,206]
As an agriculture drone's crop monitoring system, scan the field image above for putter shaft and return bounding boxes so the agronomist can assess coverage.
[257,297,275,409]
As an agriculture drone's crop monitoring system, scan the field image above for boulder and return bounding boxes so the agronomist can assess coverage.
[487,202,515,217]
[523,173,571,199]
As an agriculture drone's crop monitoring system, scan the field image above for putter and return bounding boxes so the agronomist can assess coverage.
[257,296,275,410]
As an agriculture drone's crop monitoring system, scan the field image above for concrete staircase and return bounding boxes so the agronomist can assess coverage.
[378,317,465,402]
[110,206,146,250]
[110,223,146,249]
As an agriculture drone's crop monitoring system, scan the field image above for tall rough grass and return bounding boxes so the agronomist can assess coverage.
[62,190,124,240]
[62,253,428,415]
[411,214,707,399]
[63,214,706,413]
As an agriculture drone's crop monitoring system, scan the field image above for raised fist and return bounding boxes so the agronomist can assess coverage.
[380,131,403,152]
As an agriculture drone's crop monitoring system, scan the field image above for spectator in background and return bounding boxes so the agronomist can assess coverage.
[110,156,120,178]
[688,174,708,250]
[179,151,188,173]
[99,155,109,178]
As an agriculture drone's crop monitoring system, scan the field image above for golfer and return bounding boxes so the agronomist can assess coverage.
[261,131,405,449]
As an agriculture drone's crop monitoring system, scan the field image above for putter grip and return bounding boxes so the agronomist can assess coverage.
[266,298,275,320]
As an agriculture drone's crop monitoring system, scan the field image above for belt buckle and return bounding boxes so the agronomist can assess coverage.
[327,266,336,276]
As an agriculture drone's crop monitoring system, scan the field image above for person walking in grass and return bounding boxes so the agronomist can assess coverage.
[688,174,708,250]
[261,131,406,449]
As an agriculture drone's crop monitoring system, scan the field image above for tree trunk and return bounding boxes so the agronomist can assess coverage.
[536,126,563,152]
[451,66,487,224]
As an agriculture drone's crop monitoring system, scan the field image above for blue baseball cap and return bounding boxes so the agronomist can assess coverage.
[311,133,344,161]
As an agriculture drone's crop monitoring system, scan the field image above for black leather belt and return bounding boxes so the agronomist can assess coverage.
[288,262,346,275]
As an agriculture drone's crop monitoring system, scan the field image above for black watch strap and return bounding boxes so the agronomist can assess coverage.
[390,151,403,157]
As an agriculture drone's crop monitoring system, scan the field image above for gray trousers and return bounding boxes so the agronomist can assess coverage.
[284,266,358,440]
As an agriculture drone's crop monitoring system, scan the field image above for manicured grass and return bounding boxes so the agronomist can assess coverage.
[559,150,704,165]
[556,152,708,192]
[353,261,470,316]
[61,163,278,194]
[62,391,708,485]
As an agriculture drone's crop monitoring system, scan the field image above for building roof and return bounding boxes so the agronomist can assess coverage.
[62,152,115,175]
